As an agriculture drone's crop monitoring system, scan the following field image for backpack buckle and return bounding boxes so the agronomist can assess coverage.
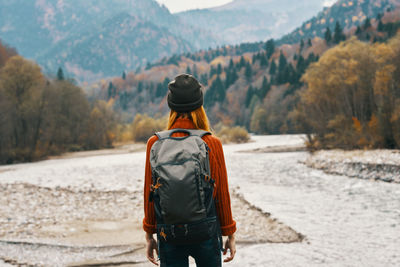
[204,175,215,187]
[151,177,162,192]
[160,227,167,241]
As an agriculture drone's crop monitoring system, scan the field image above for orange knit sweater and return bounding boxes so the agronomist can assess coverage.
[143,118,236,236]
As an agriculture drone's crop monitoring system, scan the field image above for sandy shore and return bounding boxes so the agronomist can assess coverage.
[0,175,302,266]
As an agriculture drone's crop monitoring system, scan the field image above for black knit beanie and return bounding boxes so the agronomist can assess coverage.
[167,74,203,113]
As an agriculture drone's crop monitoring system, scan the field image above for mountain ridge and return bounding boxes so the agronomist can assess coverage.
[0,0,218,80]
[177,0,326,44]
[279,0,400,44]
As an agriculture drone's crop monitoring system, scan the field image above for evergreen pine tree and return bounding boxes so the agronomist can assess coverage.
[186,65,191,74]
[137,81,143,93]
[163,77,170,89]
[252,54,257,63]
[156,83,164,98]
[146,62,151,70]
[204,75,225,107]
[308,38,312,47]
[355,25,362,35]
[363,17,371,30]
[333,21,345,44]
[278,51,287,73]
[296,55,305,74]
[200,73,208,85]
[122,71,126,80]
[260,76,270,98]
[57,67,64,81]
[245,62,252,82]
[300,39,304,51]
[377,19,384,32]
[245,85,254,107]
[265,39,275,59]
[324,27,332,43]
[209,66,216,78]
[260,54,268,67]
[269,60,277,75]
[229,58,234,69]
[107,82,113,99]
[217,64,222,75]
[239,56,246,69]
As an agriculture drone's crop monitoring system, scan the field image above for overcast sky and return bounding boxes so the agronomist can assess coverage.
[155,0,233,13]
[156,0,336,13]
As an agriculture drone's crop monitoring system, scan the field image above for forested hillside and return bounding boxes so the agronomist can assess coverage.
[87,2,400,150]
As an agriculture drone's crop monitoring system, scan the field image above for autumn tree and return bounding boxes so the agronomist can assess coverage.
[0,56,45,161]
[86,100,116,149]
[0,39,17,68]
[297,34,400,149]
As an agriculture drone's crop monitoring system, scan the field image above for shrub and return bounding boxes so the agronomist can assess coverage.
[215,123,250,144]
[132,114,166,143]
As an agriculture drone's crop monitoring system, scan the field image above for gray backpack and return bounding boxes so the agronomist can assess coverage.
[149,128,221,245]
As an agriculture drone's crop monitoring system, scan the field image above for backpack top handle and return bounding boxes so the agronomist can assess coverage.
[155,128,211,140]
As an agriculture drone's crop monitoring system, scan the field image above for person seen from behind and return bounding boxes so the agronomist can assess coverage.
[143,74,236,266]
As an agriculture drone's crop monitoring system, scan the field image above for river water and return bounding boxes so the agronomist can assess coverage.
[0,135,399,266]
[225,135,400,267]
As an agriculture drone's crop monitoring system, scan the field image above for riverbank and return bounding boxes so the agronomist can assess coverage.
[304,149,400,183]
[0,145,302,266]
[1,135,399,266]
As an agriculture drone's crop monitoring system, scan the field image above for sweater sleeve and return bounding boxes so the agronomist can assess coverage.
[143,135,157,234]
[206,136,237,236]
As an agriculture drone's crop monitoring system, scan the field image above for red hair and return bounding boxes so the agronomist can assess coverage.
[167,106,210,131]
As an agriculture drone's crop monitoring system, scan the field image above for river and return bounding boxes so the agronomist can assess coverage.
[0,135,399,266]
[225,135,400,267]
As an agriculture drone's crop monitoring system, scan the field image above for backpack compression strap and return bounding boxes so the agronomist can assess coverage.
[155,128,211,140]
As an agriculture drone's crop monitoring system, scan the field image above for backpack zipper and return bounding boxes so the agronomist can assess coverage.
[195,168,202,206]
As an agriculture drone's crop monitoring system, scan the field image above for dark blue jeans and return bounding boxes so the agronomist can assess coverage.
[158,237,222,267]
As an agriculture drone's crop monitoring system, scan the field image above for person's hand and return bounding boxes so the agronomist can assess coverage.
[146,233,159,265]
[223,234,236,262]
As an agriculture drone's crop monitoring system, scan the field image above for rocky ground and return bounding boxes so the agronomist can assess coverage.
[2,135,399,266]
[0,183,302,266]
[304,149,400,183]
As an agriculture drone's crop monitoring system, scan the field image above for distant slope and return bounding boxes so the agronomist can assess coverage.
[38,13,192,81]
[0,0,217,80]
[89,2,400,132]
[279,0,400,44]
[177,0,326,44]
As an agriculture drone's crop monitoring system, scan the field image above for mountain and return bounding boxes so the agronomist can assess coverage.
[177,0,327,44]
[279,0,400,44]
[0,0,217,80]
[38,13,192,82]
[89,1,400,131]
